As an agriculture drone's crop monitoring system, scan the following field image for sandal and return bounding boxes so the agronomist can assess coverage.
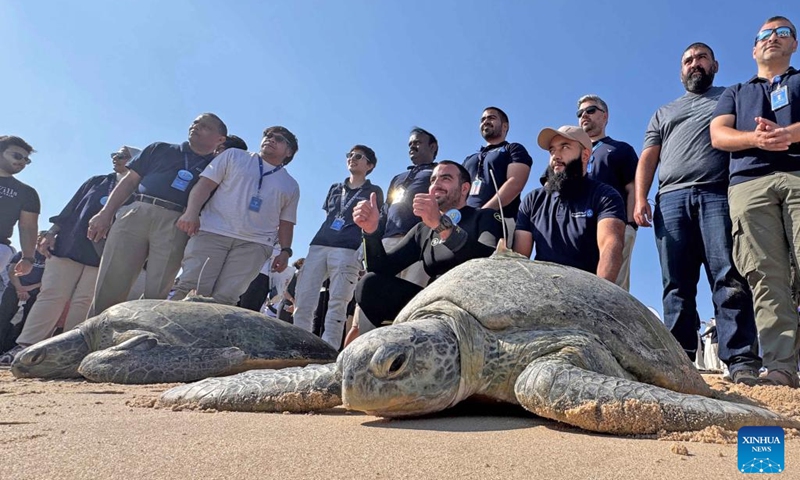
[757,369,800,388]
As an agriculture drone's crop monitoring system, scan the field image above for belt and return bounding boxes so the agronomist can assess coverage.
[133,194,185,213]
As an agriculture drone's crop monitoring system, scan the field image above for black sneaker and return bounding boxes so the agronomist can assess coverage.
[730,366,760,386]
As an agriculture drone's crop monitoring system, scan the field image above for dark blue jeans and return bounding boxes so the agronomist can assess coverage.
[654,186,761,370]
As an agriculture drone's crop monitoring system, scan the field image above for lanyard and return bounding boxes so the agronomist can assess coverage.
[587,140,604,174]
[400,163,435,190]
[476,143,506,182]
[338,184,364,216]
[256,156,283,192]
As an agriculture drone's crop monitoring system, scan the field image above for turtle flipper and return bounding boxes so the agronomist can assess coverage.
[158,363,342,412]
[513,355,800,434]
[78,335,248,384]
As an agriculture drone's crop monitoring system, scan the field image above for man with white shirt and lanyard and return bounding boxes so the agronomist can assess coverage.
[87,113,227,315]
[292,145,383,348]
[171,126,300,305]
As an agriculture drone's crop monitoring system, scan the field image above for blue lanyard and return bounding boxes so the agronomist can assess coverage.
[256,156,283,192]
[587,141,603,174]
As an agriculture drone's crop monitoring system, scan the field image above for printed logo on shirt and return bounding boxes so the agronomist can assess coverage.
[0,186,19,199]
[571,209,594,218]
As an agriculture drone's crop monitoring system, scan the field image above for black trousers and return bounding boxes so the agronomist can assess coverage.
[355,272,423,327]
[0,286,38,352]
[238,273,271,312]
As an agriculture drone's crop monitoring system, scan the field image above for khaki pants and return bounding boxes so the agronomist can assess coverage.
[17,256,98,345]
[89,202,188,316]
[729,172,800,372]
[615,224,637,291]
[171,231,271,305]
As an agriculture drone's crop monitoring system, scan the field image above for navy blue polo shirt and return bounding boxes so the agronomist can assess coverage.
[585,137,638,211]
[128,141,216,206]
[463,141,533,217]
[713,67,800,186]
[8,251,46,289]
[382,163,436,238]
[310,179,384,250]
[516,178,625,274]
[49,173,131,267]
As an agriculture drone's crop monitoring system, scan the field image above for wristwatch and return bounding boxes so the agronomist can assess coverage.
[434,214,454,234]
[280,247,293,257]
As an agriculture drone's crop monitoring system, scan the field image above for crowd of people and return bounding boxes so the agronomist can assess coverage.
[0,16,798,388]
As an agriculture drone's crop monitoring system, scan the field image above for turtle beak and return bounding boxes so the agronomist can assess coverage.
[11,329,90,379]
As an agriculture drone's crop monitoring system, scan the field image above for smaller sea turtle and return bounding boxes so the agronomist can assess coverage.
[160,253,799,434]
[11,299,338,384]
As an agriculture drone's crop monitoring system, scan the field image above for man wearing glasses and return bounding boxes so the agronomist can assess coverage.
[171,127,300,306]
[711,16,800,388]
[635,42,761,386]
[292,145,383,349]
[574,96,639,291]
[87,113,227,315]
[0,136,39,280]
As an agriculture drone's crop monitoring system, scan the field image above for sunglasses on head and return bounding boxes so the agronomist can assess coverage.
[755,26,796,45]
[576,106,605,118]
[7,151,31,164]
[346,152,367,161]
[265,132,289,145]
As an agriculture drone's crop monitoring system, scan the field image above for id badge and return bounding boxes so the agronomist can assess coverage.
[248,195,263,212]
[99,196,108,206]
[330,217,345,231]
[470,179,482,196]
[771,85,789,111]
[171,169,194,191]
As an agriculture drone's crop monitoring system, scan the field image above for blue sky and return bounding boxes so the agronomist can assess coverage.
[1,1,794,323]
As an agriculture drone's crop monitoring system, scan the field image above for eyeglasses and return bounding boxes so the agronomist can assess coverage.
[110,152,130,161]
[346,152,366,161]
[755,26,796,45]
[265,132,290,145]
[6,151,31,164]
[576,106,605,118]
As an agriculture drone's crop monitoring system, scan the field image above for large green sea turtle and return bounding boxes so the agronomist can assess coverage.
[160,253,799,434]
[11,299,338,384]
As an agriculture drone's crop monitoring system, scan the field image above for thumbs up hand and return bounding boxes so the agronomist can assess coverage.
[353,192,380,234]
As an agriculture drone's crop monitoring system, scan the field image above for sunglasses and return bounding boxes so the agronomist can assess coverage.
[110,152,130,161]
[576,106,605,118]
[6,151,31,164]
[346,152,367,161]
[265,132,290,145]
[755,26,796,45]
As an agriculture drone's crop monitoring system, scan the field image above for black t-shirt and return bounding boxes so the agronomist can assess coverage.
[364,206,503,283]
[463,141,533,217]
[128,141,216,206]
[0,176,40,245]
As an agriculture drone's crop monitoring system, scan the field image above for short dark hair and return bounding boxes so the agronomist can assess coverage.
[200,112,228,136]
[763,16,796,35]
[0,135,34,155]
[263,126,299,165]
[410,127,438,160]
[435,160,471,186]
[350,144,377,175]
[683,42,716,61]
[223,135,248,151]
[483,106,509,125]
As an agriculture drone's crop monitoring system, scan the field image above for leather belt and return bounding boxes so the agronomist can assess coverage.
[133,194,185,213]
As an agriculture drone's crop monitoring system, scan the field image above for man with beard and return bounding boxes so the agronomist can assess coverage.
[574,95,639,291]
[514,126,624,281]
[711,16,800,388]
[462,107,532,246]
[351,161,502,329]
[635,42,762,386]
[0,136,38,280]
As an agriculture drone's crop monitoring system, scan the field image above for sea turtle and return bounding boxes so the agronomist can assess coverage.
[10,299,338,384]
[160,252,799,434]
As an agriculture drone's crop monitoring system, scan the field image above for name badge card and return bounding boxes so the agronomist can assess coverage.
[771,85,789,111]
[330,217,345,231]
[248,196,263,212]
[171,169,194,191]
[470,179,482,196]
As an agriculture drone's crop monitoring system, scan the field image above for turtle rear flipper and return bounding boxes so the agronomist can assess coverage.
[158,363,342,412]
[78,336,248,384]
[513,353,800,434]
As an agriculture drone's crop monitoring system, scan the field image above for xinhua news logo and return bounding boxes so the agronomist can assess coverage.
[738,426,785,474]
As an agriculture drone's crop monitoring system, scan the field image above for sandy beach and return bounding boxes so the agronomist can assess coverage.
[1,370,797,480]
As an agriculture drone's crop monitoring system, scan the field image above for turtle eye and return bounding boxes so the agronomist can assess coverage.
[388,354,406,374]
[369,345,414,380]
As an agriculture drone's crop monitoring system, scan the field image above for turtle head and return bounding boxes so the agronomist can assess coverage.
[340,317,461,417]
[11,328,91,379]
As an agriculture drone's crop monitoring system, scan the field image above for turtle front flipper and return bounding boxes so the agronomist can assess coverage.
[158,363,342,412]
[78,335,248,384]
[513,354,800,434]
